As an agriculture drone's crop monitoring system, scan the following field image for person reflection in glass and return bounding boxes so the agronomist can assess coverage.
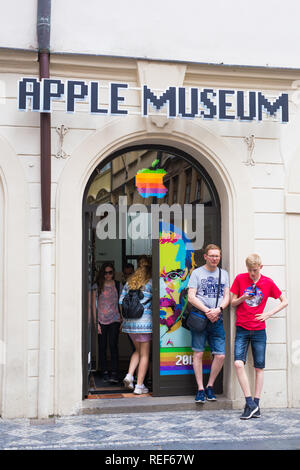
[122,263,134,283]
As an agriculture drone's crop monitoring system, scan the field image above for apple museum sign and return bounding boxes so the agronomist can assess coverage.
[18,78,289,123]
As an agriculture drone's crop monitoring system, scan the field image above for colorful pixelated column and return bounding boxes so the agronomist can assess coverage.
[160,346,213,375]
[159,221,213,376]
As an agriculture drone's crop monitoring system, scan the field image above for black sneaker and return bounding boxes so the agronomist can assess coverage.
[103,371,109,382]
[109,372,119,384]
[240,403,259,420]
[205,386,217,401]
[252,407,261,418]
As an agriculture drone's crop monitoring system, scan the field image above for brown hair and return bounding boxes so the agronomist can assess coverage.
[205,244,221,255]
[96,262,115,295]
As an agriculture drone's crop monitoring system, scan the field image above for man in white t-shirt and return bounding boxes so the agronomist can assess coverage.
[188,244,230,404]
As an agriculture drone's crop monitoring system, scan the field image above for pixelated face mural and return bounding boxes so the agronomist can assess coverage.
[159,222,196,342]
[159,222,213,376]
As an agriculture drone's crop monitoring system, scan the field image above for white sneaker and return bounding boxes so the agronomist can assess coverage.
[123,374,134,390]
[133,384,149,395]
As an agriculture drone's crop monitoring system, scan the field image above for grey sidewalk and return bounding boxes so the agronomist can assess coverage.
[0,408,300,450]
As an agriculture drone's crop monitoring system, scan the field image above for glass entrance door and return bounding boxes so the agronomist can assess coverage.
[153,205,222,396]
[82,146,221,398]
[82,204,153,397]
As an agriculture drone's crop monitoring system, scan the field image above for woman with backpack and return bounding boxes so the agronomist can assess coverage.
[92,262,122,384]
[119,255,152,395]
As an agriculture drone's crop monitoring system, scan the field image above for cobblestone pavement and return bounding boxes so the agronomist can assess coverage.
[0,408,300,450]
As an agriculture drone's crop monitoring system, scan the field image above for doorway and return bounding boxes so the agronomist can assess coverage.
[82,145,221,398]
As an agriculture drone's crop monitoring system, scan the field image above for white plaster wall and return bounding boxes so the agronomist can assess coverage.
[223,126,288,407]
[1,0,300,68]
[285,143,300,407]
[0,0,37,51]
[0,134,28,418]
[253,150,287,406]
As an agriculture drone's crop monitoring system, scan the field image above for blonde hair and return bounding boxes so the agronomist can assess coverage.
[245,253,262,268]
[127,255,152,290]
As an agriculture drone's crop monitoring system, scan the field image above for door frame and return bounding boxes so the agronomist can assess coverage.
[82,144,221,399]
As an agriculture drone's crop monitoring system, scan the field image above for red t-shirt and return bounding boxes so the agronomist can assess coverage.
[230,273,282,330]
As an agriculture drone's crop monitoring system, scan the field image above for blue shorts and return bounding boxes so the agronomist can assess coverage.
[234,326,266,369]
[191,318,225,355]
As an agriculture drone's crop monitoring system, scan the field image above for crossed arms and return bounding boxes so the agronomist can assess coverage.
[188,287,230,323]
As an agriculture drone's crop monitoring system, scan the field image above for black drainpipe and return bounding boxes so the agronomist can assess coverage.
[37,0,51,231]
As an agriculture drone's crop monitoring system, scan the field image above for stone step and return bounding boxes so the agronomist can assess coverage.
[81,394,233,415]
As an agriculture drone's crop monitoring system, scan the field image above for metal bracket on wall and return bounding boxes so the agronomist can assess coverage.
[55,125,69,159]
[244,134,255,166]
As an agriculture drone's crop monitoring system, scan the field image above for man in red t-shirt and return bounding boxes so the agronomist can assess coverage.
[230,254,288,419]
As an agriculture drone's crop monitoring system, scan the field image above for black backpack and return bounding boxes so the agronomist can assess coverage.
[122,289,144,319]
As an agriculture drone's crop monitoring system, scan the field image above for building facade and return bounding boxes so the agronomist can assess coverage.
[0,1,300,418]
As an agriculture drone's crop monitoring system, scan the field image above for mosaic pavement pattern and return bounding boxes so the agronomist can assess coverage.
[0,408,300,450]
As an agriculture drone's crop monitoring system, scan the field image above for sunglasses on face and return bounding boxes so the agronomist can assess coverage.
[104,270,113,275]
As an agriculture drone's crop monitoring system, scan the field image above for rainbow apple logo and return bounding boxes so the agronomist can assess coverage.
[135,160,168,198]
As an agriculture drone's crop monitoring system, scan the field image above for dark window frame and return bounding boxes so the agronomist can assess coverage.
[82,144,221,398]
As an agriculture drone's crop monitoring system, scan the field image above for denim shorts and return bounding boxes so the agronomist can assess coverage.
[191,318,225,355]
[234,326,267,369]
